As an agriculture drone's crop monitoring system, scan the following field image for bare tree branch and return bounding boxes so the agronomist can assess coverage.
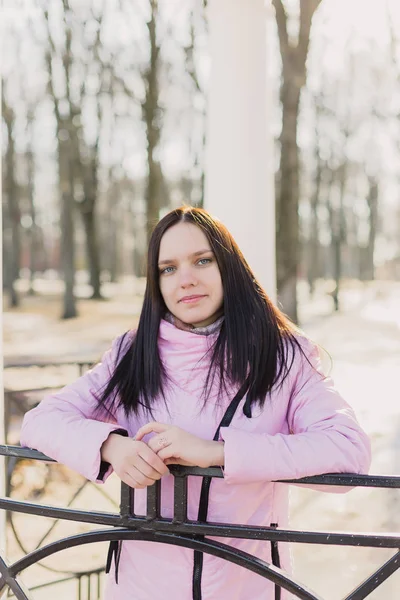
[298,0,322,73]
[184,11,202,93]
[272,0,289,58]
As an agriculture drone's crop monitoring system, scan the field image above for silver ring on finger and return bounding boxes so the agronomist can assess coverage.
[157,436,169,450]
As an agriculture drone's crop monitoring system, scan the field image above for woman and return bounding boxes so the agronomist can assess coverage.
[21,206,371,600]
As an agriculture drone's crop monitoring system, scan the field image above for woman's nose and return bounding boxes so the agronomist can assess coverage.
[179,267,197,287]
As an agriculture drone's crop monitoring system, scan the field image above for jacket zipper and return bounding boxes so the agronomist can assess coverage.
[270,522,281,600]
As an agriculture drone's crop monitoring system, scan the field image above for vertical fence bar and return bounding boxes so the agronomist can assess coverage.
[97,572,101,599]
[120,482,132,522]
[146,480,161,520]
[173,474,188,524]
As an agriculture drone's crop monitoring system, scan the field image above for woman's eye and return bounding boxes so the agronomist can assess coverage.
[160,266,175,274]
[197,258,212,266]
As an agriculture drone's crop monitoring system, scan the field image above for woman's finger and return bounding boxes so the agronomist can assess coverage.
[158,449,199,467]
[128,466,158,487]
[121,470,147,489]
[157,446,176,461]
[148,434,171,454]
[139,444,170,476]
[164,458,193,466]
[132,454,162,480]
[135,422,168,441]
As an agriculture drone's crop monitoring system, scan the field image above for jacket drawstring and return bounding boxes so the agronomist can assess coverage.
[192,381,249,600]
[106,541,122,584]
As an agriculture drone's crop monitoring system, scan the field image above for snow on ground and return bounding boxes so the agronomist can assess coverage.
[293,281,400,599]
[3,277,400,599]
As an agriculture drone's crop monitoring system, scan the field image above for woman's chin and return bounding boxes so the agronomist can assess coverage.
[175,309,212,327]
[179,311,207,324]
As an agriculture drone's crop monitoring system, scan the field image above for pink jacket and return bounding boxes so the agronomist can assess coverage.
[20,320,371,600]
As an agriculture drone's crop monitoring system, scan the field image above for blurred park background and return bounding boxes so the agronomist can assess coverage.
[2,0,400,598]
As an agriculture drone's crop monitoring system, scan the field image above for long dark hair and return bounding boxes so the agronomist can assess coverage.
[97,206,304,418]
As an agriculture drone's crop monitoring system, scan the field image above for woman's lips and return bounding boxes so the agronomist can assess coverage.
[179,295,206,304]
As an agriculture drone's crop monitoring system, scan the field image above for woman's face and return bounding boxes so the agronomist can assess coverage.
[158,222,224,328]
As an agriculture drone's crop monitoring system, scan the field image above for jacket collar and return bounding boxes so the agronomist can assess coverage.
[163,311,224,337]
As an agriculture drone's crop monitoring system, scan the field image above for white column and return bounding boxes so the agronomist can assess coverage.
[204,0,276,301]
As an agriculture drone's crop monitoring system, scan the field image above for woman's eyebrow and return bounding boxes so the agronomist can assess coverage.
[158,249,212,266]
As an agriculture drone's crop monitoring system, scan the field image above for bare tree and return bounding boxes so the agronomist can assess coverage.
[272,0,321,322]
[44,0,121,303]
[25,112,39,296]
[142,0,168,246]
[361,176,379,281]
[78,126,102,299]
[44,6,77,318]
[183,6,208,207]
[2,90,21,308]
[72,5,109,300]
[328,163,347,311]
[306,92,325,296]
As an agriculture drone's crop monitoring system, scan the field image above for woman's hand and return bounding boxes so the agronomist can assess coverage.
[101,433,170,489]
[134,422,225,469]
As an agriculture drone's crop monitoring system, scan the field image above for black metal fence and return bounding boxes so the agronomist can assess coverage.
[0,444,399,600]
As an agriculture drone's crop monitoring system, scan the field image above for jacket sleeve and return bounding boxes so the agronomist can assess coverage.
[20,333,132,483]
[219,339,371,487]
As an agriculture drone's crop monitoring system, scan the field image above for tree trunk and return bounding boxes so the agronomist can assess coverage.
[108,194,119,283]
[146,155,160,244]
[332,237,341,311]
[273,0,322,323]
[307,177,321,298]
[44,9,78,318]
[143,0,167,246]
[276,80,302,322]
[26,149,37,295]
[58,136,78,319]
[80,206,102,299]
[185,7,207,208]
[307,98,324,297]
[328,165,346,312]
[365,176,378,281]
[109,225,119,283]
[3,96,20,308]
[103,175,120,283]
[77,149,102,298]
[59,139,77,319]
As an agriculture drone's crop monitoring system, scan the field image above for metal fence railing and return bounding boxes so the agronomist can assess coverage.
[0,445,399,600]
